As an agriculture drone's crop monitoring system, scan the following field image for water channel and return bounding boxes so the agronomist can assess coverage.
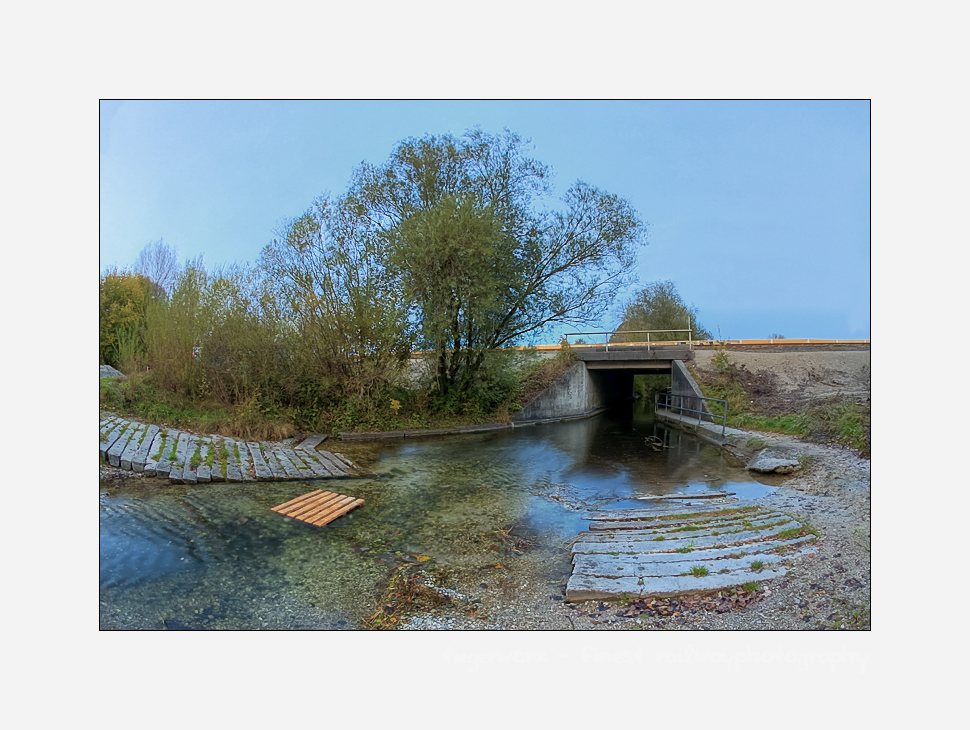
[99,399,779,629]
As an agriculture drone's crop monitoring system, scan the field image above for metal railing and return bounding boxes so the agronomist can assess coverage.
[655,391,728,436]
[563,329,693,352]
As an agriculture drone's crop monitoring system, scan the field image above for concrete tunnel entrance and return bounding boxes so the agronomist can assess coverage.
[511,348,692,425]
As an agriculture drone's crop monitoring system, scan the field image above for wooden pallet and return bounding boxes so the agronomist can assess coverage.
[271,490,364,527]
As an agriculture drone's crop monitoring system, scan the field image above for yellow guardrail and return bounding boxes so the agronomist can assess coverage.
[409,338,870,356]
[519,338,869,351]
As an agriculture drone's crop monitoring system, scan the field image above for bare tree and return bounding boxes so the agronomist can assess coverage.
[135,239,180,297]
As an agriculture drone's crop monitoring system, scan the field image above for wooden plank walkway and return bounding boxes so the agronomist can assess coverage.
[565,502,816,602]
[270,490,364,527]
[99,416,365,484]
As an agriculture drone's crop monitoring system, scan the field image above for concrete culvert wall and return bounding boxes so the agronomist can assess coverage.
[512,362,633,424]
[669,360,714,422]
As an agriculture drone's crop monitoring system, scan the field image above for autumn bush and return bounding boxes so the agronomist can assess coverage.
[100,269,155,370]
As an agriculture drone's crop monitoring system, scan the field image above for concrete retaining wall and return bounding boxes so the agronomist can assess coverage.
[513,362,598,423]
[511,362,635,424]
[669,360,714,422]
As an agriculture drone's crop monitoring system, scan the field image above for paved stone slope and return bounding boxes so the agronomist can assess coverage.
[99,415,364,483]
[566,501,815,601]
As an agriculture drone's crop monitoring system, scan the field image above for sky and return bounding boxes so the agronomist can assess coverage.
[99,100,870,341]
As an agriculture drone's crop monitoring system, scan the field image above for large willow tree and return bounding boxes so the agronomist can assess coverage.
[264,128,647,397]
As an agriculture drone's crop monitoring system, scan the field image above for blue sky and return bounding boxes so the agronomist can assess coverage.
[100,100,870,341]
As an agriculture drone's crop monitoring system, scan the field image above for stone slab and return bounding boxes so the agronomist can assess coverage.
[167,432,192,481]
[281,448,315,479]
[196,438,211,483]
[572,534,817,565]
[315,451,350,477]
[107,421,139,466]
[119,423,147,470]
[589,512,791,536]
[180,435,200,484]
[571,521,802,554]
[100,419,128,459]
[565,566,788,602]
[581,504,762,522]
[247,442,273,480]
[572,545,814,579]
[332,453,356,469]
[100,416,122,435]
[153,430,180,477]
[129,424,160,472]
[578,516,791,543]
[296,449,334,477]
[235,440,255,481]
[271,448,302,479]
[224,438,242,482]
[260,445,285,480]
[209,438,227,482]
[295,434,328,451]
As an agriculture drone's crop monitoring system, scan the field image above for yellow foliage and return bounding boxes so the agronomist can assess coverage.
[100,270,154,368]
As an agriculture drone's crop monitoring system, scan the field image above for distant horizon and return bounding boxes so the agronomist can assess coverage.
[100,101,871,342]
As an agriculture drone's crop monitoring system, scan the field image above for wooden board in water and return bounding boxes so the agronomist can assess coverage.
[271,490,364,527]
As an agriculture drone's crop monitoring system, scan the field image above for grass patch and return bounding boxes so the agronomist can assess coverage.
[746,437,767,449]
[742,581,759,592]
[776,522,818,540]
[690,363,870,458]
[150,430,168,459]
[674,547,692,554]
[652,536,665,541]
[690,565,709,577]
[189,442,202,470]
[669,524,703,533]
[750,560,764,570]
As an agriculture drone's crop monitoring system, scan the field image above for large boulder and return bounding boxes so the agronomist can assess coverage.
[100,365,125,379]
[746,449,801,474]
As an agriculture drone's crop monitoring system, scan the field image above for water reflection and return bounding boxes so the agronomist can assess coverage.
[100,399,777,629]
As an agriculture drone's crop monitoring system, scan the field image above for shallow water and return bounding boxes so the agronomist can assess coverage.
[99,400,777,629]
